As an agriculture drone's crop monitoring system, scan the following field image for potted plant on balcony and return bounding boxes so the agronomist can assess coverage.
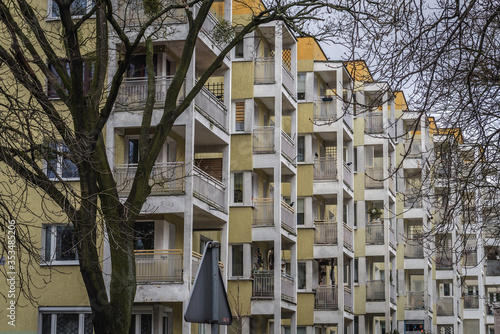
[367,206,383,222]
[322,95,333,102]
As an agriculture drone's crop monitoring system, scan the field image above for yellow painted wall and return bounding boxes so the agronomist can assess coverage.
[354,229,366,257]
[297,293,315,325]
[228,207,253,243]
[297,165,313,196]
[232,62,254,99]
[298,103,314,133]
[354,285,366,314]
[297,229,314,260]
[353,173,365,201]
[230,135,253,171]
[227,280,253,319]
[353,118,365,146]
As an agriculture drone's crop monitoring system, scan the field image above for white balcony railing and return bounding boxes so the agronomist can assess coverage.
[366,223,384,245]
[253,126,275,153]
[253,198,274,226]
[281,201,295,233]
[253,270,274,298]
[464,295,479,309]
[195,84,228,130]
[406,291,425,309]
[314,98,337,121]
[344,286,353,312]
[487,260,500,276]
[365,167,383,189]
[405,243,424,258]
[281,272,294,302]
[255,58,275,84]
[343,161,353,190]
[282,64,295,97]
[463,251,478,267]
[388,175,395,195]
[281,130,295,164]
[436,297,454,316]
[389,226,396,248]
[405,190,423,208]
[314,157,337,180]
[343,223,353,250]
[366,280,385,301]
[193,165,226,211]
[365,113,384,134]
[115,163,185,195]
[404,140,422,158]
[314,222,337,245]
[315,285,338,309]
[115,76,185,110]
[135,249,183,283]
[436,249,453,270]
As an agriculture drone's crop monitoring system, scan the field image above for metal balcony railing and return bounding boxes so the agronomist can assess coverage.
[366,280,385,301]
[405,244,424,258]
[253,126,275,153]
[115,76,185,110]
[314,221,337,245]
[365,113,384,134]
[254,58,275,84]
[252,270,274,298]
[436,297,454,316]
[344,286,353,312]
[115,163,185,195]
[313,98,337,121]
[135,249,183,283]
[366,223,384,245]
[344,223,353,250]
[343,161,353,190]
[406,291,425,309]
[486,260,500,276]
[314,157,337,180]
[365,168,383,189]
[281,272,294,302]
[315,285,338,309]
[195,84,228,130]
[282,64,295,97]
[464,295,479,309]
[436,250,453,270]
[193,165,226,211]
[253,198,274,226]
[281,201,295,233]
[281,130,295,164]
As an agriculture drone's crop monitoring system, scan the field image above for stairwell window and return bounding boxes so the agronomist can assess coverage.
[46,142,79,180]
[42,224,78,264]
[297,73,306,100]
[234,102,245,131]
[233,173,243,203]
[297,136,305,162]
[231,245,243,277]
[297,198,305,226]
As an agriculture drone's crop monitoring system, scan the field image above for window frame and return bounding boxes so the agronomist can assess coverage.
[45,142,79,181]
[38,307,92,334]
[41,224,79,266]
[47,0,93,20]
[231,244,244,277]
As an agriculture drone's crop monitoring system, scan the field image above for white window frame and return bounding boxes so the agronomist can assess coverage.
[38,307,92,334]
[41,224,79,266]
[439,282,453,297]
[45,142,79,181]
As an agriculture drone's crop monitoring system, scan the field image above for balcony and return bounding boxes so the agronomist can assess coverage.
[404,140,422,158]
[281,130,295,165]
[282,63,295,97]
[464,295,479,309]
[365,167,383,189]
[119,0,185,25]
[486,260,500,276]
[344,223,353,250]
[344,286,353,312]
[194,84,228,131]
[115,76,185,111]
[436,297,454,316]
[313,98,337,121]
[436,249,453,270]
[315,285,338,309]
[281,201,295,233]
[462,251,477,267]
[366,280,385,301]
[343,161,353,190]
[193,165,226,211]
[253,126,275,154]
[405,243,424,258]
[254,58,275,84]
[314,157,337,180]
[406,291,425,309]
[252,271,294,303]
[314,221,337,245]
[135,249,183,283]
[366,223,384,245]
[253,198,274,227]
[115,163,185,196]
[365,113,384,134]
[404,190,423,208]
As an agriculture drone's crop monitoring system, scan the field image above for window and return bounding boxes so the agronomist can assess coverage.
[129,314,153,334]
[46,142,79,180]
[40,308,93,334]
[233,173,243,203]
[297,136,305,162]
[297,198,305,226]
[354,259,358,283]
[43,225,78,264]
[49,0,89,18]
[231,245,243,276]
[343,263,350,284]
[234,38,244,59]
[234,102,245,131]
[297,73,306,100]
[353,202,357,227]
[365,146,374,167]
[128,138,140,164]
[47,60,93,98]
[134,222,155,250]
[127,54,158,78]
[298,262,306,289]
[353,147,358,172]
[439,282,453,297]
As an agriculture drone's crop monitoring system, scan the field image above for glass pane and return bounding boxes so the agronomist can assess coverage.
[56,226,77,261]
[56,314,79,333]
[41,314,52,334]
[128,139,140,164]
[84,314,93,334]
[62,157,79,179]
[297,136,305,162]
[141,314,152,334]
[134,222,155,250]
[233,173,243,203]
[298,262,306,289]
[129,315,136,334]
[232,245,243,276]
[45,226,52,261]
